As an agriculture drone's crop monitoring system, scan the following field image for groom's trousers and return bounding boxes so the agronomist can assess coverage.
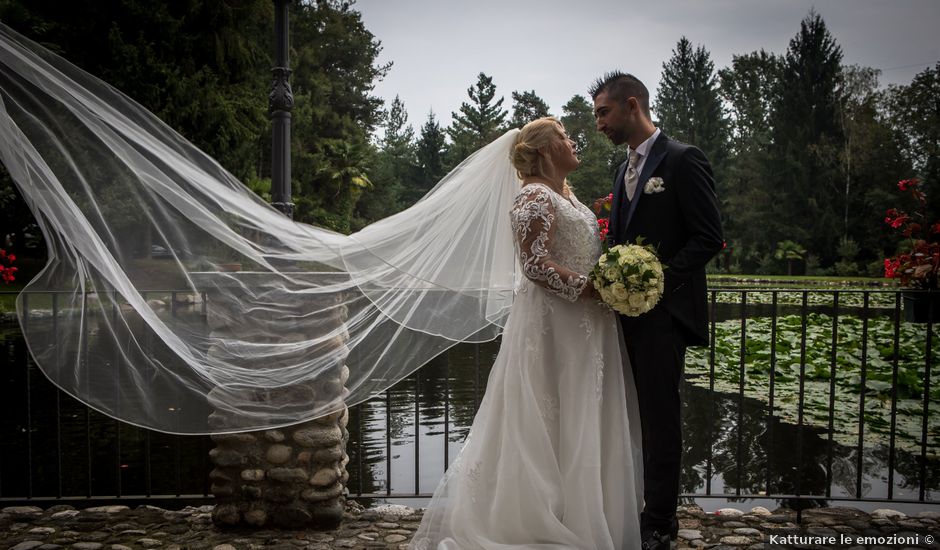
[620,307,685,536]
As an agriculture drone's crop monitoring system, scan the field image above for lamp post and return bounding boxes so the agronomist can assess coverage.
[208,1,349,530]
[270,0,294,219]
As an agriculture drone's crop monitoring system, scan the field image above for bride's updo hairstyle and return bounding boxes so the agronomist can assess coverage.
[511,116,566,180]
[511,116,574,195]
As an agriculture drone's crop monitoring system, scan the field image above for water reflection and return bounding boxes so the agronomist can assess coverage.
[0,324,210,497]
[345,341,938,511]
[1,324,936,511]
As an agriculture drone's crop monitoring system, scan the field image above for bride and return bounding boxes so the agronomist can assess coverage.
[0,25,641,546]
[410,117,643,550]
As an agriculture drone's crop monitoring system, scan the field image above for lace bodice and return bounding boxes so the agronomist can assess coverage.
[509,183,602,301]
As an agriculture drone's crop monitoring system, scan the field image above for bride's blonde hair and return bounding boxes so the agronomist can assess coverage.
[511,116,573,195]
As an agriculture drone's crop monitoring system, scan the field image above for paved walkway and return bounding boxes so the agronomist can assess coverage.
[2,502,938,549]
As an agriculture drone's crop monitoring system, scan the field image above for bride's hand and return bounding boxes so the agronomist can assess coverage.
[581,279,600,301]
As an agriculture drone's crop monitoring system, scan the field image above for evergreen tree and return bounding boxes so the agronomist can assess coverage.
[0,0,274,257]
[0,0,272,181]
[766,9,845,266]
[0,0,391,235]
[414,110,448,201]
[381,96,417,149]
[718,50,782,269]
[289,0,390,232]
[719,50,781,155]
[560,95,594,153]
[354,95,416,228]
[447,72,507,165]
[654,37,729,177]
[509,89,551,128]
[561,95,623,203]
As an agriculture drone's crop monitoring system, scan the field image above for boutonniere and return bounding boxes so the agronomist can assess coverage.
[644,177,665,194]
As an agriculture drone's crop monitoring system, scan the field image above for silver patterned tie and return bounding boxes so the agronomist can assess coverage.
[624,149,641,200]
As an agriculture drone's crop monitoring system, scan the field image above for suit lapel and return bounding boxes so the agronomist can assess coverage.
[623,133,669,231]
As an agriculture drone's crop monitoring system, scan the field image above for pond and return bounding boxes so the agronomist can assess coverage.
[0,307,937,514]
[347,340,939,514]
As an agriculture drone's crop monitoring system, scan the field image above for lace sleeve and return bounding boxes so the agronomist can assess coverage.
[510,185,588,302]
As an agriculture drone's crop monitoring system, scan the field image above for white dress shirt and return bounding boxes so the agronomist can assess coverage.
[629,127,661,185]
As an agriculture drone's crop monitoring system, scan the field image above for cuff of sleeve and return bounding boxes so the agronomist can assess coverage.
[566,275,588,302]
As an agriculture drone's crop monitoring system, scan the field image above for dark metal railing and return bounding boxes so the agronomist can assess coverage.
[0,287,937,512]
[690,287,937,518]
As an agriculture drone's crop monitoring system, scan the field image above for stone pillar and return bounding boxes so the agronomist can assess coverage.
[192,272,350,529]
[208,397,350,529]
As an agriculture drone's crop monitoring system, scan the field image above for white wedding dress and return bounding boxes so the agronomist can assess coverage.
[410,183,644,550]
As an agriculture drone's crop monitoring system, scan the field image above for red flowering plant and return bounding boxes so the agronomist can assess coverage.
[0,248,17,284]
[884,178,940,289]
[592,193,613,248]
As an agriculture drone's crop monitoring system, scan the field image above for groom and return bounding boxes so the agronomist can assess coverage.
[590,72,723,550]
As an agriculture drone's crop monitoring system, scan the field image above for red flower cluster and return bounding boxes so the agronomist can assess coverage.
[898,178,918,191]
[0,249,17,285]
[884,178,940,289]
[884,258,901,279]
[593,193,614,243]
[597,218,610,241]
[884,209,910,229]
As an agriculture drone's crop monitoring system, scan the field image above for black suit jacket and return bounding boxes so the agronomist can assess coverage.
[608,132,723,346]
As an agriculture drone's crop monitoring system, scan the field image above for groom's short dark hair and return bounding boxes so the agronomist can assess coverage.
[589,71,651,119]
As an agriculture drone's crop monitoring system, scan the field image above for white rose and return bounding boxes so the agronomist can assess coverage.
[611,282,628,301]
[628,293,646,308]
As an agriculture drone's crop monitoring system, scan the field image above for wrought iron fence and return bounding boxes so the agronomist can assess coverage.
[0,288,936,513]
[694,287,937,515]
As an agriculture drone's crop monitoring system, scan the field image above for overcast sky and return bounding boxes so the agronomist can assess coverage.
[355,0,940,131]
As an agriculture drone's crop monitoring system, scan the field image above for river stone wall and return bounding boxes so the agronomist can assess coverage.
[195,273,351,529]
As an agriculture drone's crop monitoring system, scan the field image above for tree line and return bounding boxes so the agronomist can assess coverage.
[368,11,938,277]
[0,2,936,277]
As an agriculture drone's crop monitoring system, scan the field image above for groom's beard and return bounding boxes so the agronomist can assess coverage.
[603,127,628,146]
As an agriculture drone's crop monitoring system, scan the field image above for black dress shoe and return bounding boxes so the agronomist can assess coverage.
[640,530,671,550]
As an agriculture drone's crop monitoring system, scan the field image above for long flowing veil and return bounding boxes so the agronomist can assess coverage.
[0,23,521,434]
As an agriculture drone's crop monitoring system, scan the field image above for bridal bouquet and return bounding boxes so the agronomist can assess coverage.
[589,242,664,317]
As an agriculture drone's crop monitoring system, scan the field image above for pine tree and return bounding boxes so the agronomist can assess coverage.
[719,50,781,155]
[381,96,417,152]
[447,72,508,164]
[289,0,390,232]
[354,96,416,227]
[414,111,448,201]
[766,9,845,266]
[561,95,623,203]
[654,37,729,174]
[509,90,551,128]
[717,50,782,268]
